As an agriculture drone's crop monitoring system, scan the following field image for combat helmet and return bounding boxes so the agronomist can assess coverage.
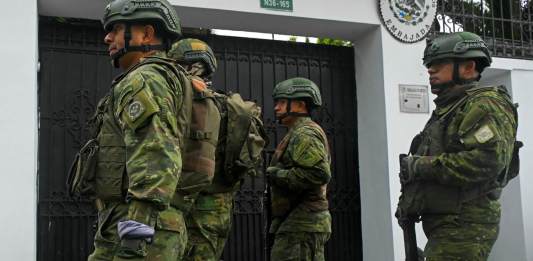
[273,77,322,120]
[273,77,322,107]
[102,0,182,67]
[168,38,217,78]
[423,31,492,71]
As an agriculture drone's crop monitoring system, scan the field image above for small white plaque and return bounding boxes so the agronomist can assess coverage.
[399,84,429,113]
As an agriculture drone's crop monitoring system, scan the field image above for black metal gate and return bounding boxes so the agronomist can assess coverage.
[38,17,361,261]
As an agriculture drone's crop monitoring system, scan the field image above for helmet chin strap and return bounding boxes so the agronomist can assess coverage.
[276,99,310,124]
[111,24,168,68]
[431,60,476,94]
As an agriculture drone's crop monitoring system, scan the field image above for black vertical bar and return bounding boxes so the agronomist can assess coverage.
[527,0,533,56]
[491,0,498,55]
[510,0,516,56]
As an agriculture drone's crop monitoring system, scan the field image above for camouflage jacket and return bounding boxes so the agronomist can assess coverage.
[98,52,187,227]
[412,82,517,225]
[269,117,332,233]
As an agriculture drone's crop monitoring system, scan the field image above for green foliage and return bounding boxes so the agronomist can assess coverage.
[316,38,352,47]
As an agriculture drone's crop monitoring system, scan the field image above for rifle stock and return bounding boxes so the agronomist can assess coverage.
[264,181,273,261]
[400,218,420,261]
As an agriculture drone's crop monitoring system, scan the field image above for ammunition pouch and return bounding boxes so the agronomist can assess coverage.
[67,138,99,198]
[94,133,127,201]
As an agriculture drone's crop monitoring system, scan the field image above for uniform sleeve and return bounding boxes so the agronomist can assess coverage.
[415,96,516,187]
[114,68,183,225]
[276,127,331,191]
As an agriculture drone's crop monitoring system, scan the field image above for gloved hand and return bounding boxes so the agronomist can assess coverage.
[266,166,288,185]
[116,220,155,258]
[399,155,420,185]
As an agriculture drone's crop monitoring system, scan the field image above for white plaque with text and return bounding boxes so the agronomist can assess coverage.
[399,84,429,113]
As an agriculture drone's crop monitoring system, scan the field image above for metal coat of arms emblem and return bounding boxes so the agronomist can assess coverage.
[379,0,438,43]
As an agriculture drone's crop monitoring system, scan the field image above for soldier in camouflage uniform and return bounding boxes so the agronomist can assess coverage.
[397,32,519,260]
[85,0,190,260]
[168,38,230,261]
[268,77,331,261]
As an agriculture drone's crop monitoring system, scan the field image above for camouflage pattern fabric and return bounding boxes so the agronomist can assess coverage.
[422,217,499,261]
[88,51,189,260]
[270,232,330,261]
[268,117,331,260]
[183,192,234,261]
[88,203,187,261]
[269,117,331,234]
[411,82,517,260]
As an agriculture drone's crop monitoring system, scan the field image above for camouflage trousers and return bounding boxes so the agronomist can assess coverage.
[88,202,187,261]
[184,192,234,261]
[270,232,330,261]
[422,220,499,261]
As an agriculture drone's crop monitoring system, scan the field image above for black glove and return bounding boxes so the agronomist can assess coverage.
[399,155,420,185]
[266,166,288,186]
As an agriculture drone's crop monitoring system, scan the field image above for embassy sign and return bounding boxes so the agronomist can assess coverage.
[379,0,437,43]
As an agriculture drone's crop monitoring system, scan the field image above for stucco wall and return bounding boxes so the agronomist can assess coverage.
[0,0,38,260]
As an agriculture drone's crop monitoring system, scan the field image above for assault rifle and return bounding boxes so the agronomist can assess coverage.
[398,154,423,261]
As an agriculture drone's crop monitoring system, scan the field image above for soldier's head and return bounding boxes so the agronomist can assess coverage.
[102,0,182,69]
[272,77,322,126]
[168,38,217,80]
[423,31,492,95]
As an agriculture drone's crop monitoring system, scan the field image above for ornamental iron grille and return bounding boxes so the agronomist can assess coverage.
[432,0,533,59]
[38,17,361,261]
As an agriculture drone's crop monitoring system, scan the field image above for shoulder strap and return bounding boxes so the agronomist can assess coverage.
[302,121,331,158]
[270,133,291,166]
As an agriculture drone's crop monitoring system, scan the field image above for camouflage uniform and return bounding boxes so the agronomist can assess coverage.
[169,39,237,261]
[397,32,519,261]
[183,123,237,261]
[87,52,189,261]
[78,1,190,260]
[269,116,332,261]
[169,39,266,261]
[413,83,516,260]
[184,192,234,261]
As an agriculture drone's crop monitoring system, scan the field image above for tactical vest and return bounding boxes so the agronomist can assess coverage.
[401,85,519,216]
[270,120,330,218]
[67,56,192,205]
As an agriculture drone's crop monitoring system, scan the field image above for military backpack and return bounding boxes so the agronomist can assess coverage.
[172,76,221,211]
[206,92,268,193]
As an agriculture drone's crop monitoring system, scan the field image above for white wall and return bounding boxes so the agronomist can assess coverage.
[39,0,379,40]
[366,34,533,261]
[355,26,396,261]
[0,0,38,260]
[380,29,433,261]
[507,69,533,261]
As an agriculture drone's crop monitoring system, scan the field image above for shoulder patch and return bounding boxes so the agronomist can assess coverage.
[474,125,494,144]
[128,100,145,121]
[119,88,160,130]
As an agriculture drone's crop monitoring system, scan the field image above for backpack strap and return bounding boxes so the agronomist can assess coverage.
[302,121,331,161]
